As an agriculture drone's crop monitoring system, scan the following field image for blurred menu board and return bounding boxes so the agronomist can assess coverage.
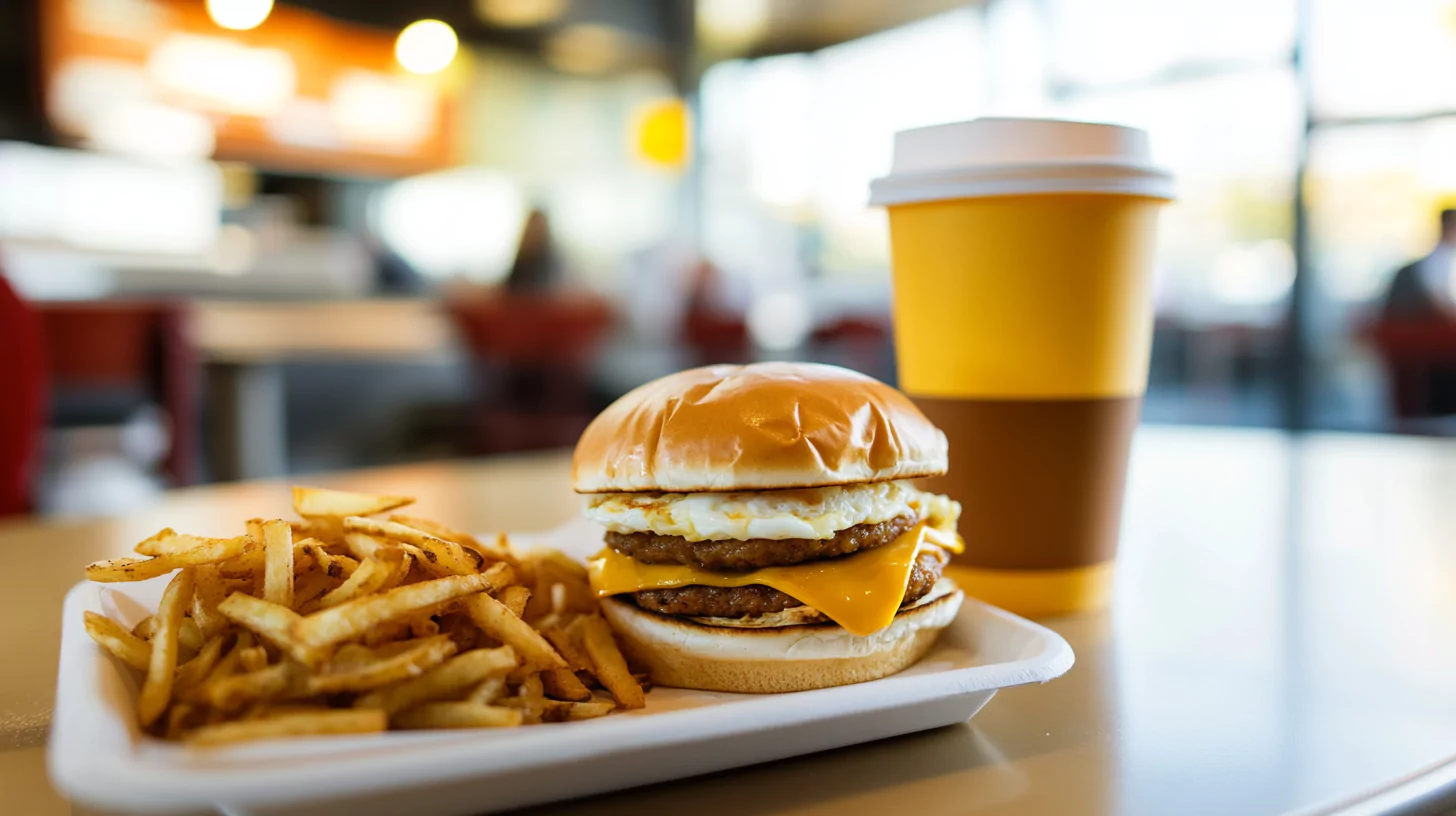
[40,0,458,176]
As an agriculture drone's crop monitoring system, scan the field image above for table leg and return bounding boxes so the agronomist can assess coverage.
[206,362,287,482]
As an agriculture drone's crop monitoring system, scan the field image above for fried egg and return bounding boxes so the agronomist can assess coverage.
[584,480,961,541]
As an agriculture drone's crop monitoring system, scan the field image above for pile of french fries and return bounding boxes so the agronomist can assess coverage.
[83,486,648,746]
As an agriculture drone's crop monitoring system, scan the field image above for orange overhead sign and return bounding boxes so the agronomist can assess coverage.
[40,0,459,176]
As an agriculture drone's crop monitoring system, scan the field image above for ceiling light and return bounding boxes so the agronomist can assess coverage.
[395,20,459,76]
[474,0,567,28]
[697,0,769,51]
[206,0,274,32]
[544,24,627,76]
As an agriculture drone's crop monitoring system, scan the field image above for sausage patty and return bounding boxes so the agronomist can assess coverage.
[606,516,920,571]
[632,547,949,619]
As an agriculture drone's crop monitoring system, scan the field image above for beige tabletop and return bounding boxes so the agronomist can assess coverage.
[5,427,1456,815]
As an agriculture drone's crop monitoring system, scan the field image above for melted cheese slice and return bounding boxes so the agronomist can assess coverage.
[588,524,964,637]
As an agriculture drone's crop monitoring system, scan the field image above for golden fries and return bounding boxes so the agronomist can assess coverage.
[355,647,517,715]
[81,486,651,741]
[310,636,459,694]
[138,569,195,727]
[394,702,522,729]
[295,572,491,649]
[86,537,253,583]
[189,709,387,746]
[261,520,294,608]
[292,486,414,518]
[462,593,566,670]
[577,615,646,709]
[84,612,152,671]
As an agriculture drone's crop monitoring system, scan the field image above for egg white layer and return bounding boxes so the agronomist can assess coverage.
[584,480,961,541]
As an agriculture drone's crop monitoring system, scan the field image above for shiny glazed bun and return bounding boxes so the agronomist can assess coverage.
[598,584,964,693]
[572,362,949,494]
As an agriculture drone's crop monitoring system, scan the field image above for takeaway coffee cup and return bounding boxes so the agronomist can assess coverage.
[870,118,1174,616]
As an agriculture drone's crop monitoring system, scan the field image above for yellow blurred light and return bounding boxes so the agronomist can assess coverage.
[474,0,566,28]
[633,98,690,169]
[544,24,626,75]
[395,20,459,75]
[206,0,274,31]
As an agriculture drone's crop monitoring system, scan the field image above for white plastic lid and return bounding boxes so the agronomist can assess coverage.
[869,117,1175,206]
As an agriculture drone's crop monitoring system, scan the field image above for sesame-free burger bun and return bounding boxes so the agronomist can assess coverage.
[599,582,964,694]
[572,362,949,494]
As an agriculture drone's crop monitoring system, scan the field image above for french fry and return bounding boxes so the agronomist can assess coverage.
[295,571,495,649]
[541,667,593,702]
[261,519,294,608]
[86,537,254,583]
[542,627,591,674]
[138,568,195,727]
[466,676,507,705]
[541,700,616,722]
[238,646,268,673]
[217,592,326,667]
[206,631,253,684]
[355,647,517,715]
[291,569,337,614]
[84,612,151,671]
[309,636,458,694]
[499,586,531,619]
[318,548,404,608]
[178,617,204,653]
[136,530,255,558]
[292,486,414,518]
[174,634,228,692]
[188,709,387,746]
[191,662,296,713]
[191,564,229,639]
[463,593,565,670]
[394,702,523,730]
[344,517,484,576]
[577,615,645,709]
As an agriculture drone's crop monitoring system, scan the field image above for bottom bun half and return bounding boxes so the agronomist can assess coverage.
[599,580,964,694]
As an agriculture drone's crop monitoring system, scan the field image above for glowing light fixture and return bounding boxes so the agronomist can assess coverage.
[632,98,690,169]
[395,20,459,75]
[545,24,626,75]
[206,0,274,31]
[474,0,567,28]
[697,0,769,50]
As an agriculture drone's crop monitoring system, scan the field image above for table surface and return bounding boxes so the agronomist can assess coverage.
[4,427,1456,816]
[190,299,455,363]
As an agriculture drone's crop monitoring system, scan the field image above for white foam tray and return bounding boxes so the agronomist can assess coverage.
[49,520,1074,815]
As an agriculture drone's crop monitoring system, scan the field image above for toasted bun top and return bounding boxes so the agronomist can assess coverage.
[573,362,948,493]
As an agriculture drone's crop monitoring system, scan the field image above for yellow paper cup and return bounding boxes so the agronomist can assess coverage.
[870,118,1173,617]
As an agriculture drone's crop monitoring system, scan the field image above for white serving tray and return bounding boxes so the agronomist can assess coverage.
[49,520,1074,816]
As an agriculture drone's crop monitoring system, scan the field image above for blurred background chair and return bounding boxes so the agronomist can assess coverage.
[1363,320,1456,431]
[446,293,615,455]
[0,273,46,516]
[36,302,199,488]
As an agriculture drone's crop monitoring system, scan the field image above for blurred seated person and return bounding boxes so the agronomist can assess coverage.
[681,260,750,364]
[1383,209,1456,321]
[1374,208,1456,417]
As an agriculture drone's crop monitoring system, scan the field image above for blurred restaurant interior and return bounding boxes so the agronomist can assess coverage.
[4,0,1456,517]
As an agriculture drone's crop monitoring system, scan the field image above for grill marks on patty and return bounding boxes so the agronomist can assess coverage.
[606,516,920,571]
[633,547,949,619]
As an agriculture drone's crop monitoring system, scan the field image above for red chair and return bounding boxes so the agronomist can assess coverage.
[0,275,46,516]
[1364,320,1456,422]
[37,302,198,485]
[446,293,615,454]
[809,315,893,380]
